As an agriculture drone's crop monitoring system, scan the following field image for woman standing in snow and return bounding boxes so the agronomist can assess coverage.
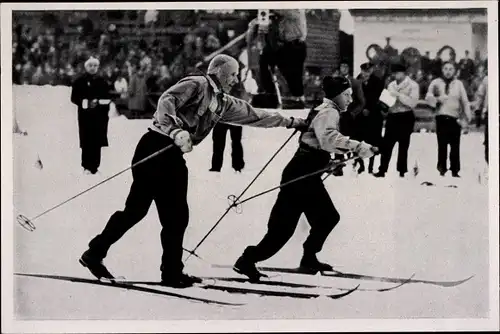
[70,56,111,175]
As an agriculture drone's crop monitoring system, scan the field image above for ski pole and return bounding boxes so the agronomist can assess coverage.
[230,155,360,209]
[16,144,175,232]
[183,156,352,262]
[184,129,299,262]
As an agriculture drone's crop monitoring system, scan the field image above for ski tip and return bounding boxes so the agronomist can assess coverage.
[328,284,360,299]
[376,273,416,292]
[455,275,475,285]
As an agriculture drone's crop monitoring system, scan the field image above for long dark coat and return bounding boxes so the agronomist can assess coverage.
[70,73,111,148]
[127,72,148,112]
[356,74,386,147]
[340,76,366,139]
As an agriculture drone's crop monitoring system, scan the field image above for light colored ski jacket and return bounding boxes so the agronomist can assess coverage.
[150,74,294,145]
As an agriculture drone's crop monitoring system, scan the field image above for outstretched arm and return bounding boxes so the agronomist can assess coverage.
[220,95,295,128]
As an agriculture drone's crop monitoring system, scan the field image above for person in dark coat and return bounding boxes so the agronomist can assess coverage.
[233,76,377,281]
[334,61,365,175]
[70,57,111,174]
[246,9,308,109]
[210,63,248,173]
[356,62,386,174]
[78,55,308,288]
[128,65,148,118]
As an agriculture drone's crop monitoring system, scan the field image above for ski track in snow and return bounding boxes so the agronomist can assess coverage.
[11,86,489,320]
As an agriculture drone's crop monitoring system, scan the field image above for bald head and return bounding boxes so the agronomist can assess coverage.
[207,55,239,92]
[207,55,238,74]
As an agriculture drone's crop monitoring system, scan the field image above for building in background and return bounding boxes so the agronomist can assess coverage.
[350,8,487,77]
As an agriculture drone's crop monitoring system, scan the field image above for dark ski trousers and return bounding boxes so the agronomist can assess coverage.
[435,115,462,174]
[242,148,340,264]
[87,130,189,276]
[81,146,102,174]
[259,40,307,98]
[211,122,244,171]
[378,111,415,174]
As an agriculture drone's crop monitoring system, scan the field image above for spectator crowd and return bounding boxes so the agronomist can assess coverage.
[12,13,239,115]
[12,11,488,124]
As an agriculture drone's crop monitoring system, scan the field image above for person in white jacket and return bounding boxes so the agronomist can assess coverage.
[426,61,472,177]
[114,75,128,99]
[472,74,488,164]
[374,63,419,178]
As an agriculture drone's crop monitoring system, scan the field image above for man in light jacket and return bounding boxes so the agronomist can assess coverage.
[472,73,488,164]
[374,63,419,178]
[426,61,472,177]
[79,55,307,288]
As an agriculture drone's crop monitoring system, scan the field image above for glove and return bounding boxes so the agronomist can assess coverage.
[354,141,376,159]
[287,117,309,132]
[171,129,193,153]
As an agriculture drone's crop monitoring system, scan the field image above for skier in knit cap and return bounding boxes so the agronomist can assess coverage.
[79,54,308,288]
[234,76,378,281]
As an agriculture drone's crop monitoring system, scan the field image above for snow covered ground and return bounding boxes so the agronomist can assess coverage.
[4,86,498,331]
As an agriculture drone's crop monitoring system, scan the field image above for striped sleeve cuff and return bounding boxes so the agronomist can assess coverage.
[169,128,183,140]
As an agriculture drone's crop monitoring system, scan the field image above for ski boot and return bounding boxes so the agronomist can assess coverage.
[79,250,115,280]
[299,254,334,274]
[233,255,268,282]
[161,272,202,289]
[160,264,202,288]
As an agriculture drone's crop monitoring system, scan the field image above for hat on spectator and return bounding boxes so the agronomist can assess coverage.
[340,58,350,66]
[390,62,407,73]
[322,75,351,99]
[84,56,100,70]
[360,62,374,71]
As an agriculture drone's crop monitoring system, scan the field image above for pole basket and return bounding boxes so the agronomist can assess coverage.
[227,194,243,214]
[17,214,36,232]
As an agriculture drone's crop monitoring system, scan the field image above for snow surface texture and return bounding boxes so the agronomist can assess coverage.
[12,85,489,320]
